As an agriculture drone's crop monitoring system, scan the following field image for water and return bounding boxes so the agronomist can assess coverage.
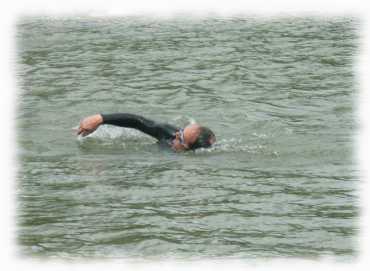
[16,16,359,259]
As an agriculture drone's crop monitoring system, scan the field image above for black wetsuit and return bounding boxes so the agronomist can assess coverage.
[101,113,179,146]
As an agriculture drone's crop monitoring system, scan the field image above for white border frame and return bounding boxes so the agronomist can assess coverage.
[2,1,369,270]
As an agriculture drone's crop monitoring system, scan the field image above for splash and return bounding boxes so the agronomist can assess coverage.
[77,125,150,142]
[76,126,156,151]
[171,115,197,126]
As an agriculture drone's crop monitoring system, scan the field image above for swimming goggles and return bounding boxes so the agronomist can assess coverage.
[178,128,185,145]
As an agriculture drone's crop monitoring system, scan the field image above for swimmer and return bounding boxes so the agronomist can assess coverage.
[77,113,216,151]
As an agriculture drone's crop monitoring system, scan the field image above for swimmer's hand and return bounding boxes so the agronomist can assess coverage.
[77,114,103,137]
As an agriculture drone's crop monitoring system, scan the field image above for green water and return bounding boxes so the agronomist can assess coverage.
[16,16,359,259]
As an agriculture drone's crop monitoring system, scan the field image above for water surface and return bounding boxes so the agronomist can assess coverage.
[16,16,359,259]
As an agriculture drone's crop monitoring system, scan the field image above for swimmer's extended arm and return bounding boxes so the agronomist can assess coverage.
[78,113,177,141]
[101,113,169,140]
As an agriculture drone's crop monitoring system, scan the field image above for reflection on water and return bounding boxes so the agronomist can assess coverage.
[16,16,359,259]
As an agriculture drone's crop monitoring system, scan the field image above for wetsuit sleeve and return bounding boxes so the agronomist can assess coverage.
[101,113,177,141]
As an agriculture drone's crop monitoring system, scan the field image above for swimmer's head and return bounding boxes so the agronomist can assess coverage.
[173,124,216,151]
[188,126,216,150]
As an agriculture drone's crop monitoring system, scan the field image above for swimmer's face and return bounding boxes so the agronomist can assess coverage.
[172,124,201,151]
[172,124,216,151]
